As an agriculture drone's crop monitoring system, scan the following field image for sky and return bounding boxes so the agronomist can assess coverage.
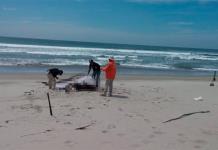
[0,0,218,49]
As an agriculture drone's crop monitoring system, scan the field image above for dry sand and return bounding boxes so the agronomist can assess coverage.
[0,73,218,150]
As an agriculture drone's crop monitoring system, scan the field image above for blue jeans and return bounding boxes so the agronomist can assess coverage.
[92,70,101,87]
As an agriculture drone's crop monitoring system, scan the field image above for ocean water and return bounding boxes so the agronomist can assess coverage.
[0,36,218,76]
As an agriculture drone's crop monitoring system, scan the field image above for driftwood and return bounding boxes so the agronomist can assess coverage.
[75,123,94,130]
[47,93,53,116]
[163,110,210,123]
[21,129,52,137]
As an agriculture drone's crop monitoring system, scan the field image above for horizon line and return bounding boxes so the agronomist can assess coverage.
[0,35,217,51]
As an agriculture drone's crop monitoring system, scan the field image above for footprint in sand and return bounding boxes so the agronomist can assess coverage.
[117,133,125,137]
[64,140,75,147]
[5,120,13,124]
[101,141,112,145]
[64,122,72,125]
[107,124,116,130]
[144,118,150,123]
[129,143,141,148]
[201,129,218,136]
[192,139,207,149]
[142,139,152,144]
[152,129,165,135]
[65,140,72,144]
[60,104,71,108]
[33,105,43,113]
[149,87,163,93]
[87,107,94,110]
[70,107,80,111]
[24,90,34,96]
[194,139,207,145]
[148,134,155,139]
[153,131,165,135]
[102,130,108,134]
[177,133,184,137]
[163,97,176,102]
[194,145,202,149]
[136,113,144,118]
[118,107,123,112]
[17,104,42,113]
[103,103,109,107]
[177,139,186,144]
[125,113,133,118]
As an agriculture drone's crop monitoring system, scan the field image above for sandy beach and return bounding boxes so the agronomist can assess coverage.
[0,73,218,150]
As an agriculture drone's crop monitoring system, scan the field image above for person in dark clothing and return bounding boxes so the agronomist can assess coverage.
[47,68,63,90]
[88,60,101,88]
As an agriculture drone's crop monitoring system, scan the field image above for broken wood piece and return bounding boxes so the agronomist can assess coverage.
[47,92,53,116]
[75,123,94,130]
[21,129,53,137]
[163,110,210,123]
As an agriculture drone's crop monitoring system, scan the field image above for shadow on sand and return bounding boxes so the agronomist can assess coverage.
[111,95,128,99]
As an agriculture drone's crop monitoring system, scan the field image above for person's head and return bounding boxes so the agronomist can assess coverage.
[59,70,63,75]
[89,59,93,64]
[109,57,114,62]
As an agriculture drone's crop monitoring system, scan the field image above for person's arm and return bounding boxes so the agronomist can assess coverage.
[97,63,101,71]
[52,69,59,79]
[101,64,110,72]
[52,74,58,79]
[55,70,63,80]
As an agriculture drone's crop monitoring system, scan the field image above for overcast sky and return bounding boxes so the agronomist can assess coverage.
[0,0,218,49]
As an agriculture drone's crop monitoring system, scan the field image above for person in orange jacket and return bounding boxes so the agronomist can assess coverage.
[101,57,117,96]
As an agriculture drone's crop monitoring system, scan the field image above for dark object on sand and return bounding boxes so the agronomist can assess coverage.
[209,71,216,86]
[47,92,53,116]
[210,82,215,86]
[213,71,216,81]
[75,123,94,130]
[74,84,96,91]
[41,82,48,86]
[163,110,210,123]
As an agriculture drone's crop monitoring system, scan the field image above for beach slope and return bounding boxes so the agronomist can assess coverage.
[0,74,218,150]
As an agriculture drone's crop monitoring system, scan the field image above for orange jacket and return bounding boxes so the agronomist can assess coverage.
[101,59,116,80]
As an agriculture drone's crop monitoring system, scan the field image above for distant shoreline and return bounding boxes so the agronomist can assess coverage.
[0,72,213,81]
